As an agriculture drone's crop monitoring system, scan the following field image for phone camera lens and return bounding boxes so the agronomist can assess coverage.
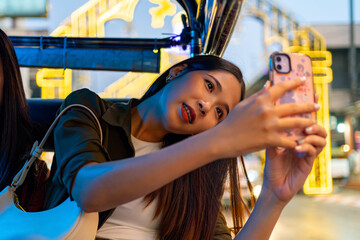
[276,65,282,70]
[276,56,282,62]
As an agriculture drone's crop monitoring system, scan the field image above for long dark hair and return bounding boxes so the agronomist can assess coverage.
[0,29,32,190]
[140,55,250,239]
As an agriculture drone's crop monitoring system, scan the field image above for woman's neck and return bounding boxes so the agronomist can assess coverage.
[130,96,167,142]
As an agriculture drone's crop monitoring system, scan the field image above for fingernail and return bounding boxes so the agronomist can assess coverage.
[300,76,306,82]
[295,145,302,151]
[305,127,312,133]
[297,139,305,145]
[314,104,320,110]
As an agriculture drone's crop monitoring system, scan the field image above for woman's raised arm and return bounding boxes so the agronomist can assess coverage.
[69,78,320,213]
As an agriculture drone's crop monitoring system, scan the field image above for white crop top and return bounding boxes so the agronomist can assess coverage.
[96,135,162,240]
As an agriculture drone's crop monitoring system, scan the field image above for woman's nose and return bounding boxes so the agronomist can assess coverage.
[198,100,210,115]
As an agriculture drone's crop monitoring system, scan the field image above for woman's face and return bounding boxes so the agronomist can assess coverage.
[158,69,242,135]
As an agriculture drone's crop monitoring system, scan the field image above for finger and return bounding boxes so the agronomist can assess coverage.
[275,102,320,118]
[298,135,327,150]
[315,94,319,104]
[295,143,317,158]
[268,77,305,101]
[295,143,317,167]
[299,135,327,157]
[304,124,327,138]
[272,136,298,149]
[277,117,315,131]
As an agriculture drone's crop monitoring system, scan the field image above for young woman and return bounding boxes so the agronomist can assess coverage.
[44,55,326,240]
[0,29,33,191]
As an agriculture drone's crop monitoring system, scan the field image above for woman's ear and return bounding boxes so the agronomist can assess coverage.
[168,64,188,78]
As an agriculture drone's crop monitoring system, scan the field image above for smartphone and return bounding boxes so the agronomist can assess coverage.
[269,52,315,141]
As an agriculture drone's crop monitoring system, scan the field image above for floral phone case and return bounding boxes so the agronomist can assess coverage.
[269,52,315,141]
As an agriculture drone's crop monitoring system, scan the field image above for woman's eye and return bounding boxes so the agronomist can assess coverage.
[216,108,223,119]
[206,80,214,92]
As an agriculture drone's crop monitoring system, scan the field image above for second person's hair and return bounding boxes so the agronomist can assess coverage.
[0,29,32,191]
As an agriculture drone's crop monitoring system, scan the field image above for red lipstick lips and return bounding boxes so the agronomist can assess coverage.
[182,103,196,124]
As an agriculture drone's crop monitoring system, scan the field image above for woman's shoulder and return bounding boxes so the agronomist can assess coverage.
[60,88,109,116]
[63,88,101,104]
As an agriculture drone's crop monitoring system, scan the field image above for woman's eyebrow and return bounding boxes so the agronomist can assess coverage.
[206,73,222,91]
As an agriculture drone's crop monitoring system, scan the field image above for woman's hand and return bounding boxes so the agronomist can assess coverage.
[233,124,327,240]
[213,78,319,158]
[262,123,327,203]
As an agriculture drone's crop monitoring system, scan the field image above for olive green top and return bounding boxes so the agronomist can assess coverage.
[44,88,232,239]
